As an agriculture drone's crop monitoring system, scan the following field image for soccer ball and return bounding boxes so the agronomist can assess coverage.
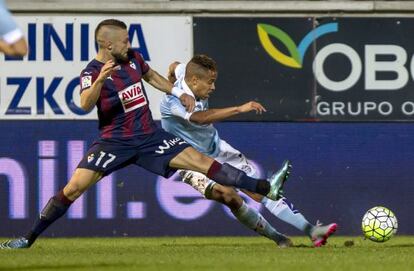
[361,206,398,242]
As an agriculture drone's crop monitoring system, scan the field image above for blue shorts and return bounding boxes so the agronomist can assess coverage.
[77,129,190,177]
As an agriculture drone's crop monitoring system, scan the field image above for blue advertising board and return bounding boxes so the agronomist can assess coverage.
[0,121,413,237]
[194,17,414,121]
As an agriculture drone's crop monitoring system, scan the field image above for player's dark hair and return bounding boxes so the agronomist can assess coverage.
[186,54,217,79]
[95,19,127,40]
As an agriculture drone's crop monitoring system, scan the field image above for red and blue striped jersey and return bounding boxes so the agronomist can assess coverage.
[80,51,158,139]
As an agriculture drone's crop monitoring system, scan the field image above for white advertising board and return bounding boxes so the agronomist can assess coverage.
[0,15,193,120]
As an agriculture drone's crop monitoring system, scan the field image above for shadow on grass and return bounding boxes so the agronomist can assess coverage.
[0,263,130,270]
[388,243,414,248]
[293,243,314,248]
[160,242,316,249]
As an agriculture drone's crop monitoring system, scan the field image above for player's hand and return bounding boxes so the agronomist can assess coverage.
[237,101,266,114]
[167,62,180,84]
[180,93,196,112]
[97,60,118,83]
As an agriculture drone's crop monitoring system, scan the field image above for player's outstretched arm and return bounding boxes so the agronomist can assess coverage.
[0,4,28,57]
[190,101,266,125]
[144,67,195,112]
[80,60,116,111]
[0,37,27,56]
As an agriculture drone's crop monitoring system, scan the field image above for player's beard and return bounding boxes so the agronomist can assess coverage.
[112,50,129,64]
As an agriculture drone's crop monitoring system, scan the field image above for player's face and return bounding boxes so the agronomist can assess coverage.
[193,70,217,99]
[110,29,131,63]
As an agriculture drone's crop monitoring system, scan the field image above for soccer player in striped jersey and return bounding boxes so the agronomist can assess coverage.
[161,55,337,247]
[0,19,291,249]
[0,0,27,56]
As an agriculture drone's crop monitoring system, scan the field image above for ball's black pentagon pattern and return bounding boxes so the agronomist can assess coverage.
[362,206,398,242]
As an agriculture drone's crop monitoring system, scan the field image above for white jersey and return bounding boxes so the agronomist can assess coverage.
[161,63,260,197]
[160,64,221,157]
[0,0,23,44]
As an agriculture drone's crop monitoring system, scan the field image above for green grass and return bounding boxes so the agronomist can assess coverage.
[0,236,414,271]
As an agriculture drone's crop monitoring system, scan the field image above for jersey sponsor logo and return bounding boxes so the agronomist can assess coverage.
[155,137,187,154]
[81,75,92,89]
[118,82,147,113]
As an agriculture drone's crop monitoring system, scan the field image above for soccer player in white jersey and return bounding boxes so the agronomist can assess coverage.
[0,0,27,56]
[160,55,338,247]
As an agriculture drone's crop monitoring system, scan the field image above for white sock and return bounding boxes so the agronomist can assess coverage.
[262,197,314,236]
[232,201,286,243]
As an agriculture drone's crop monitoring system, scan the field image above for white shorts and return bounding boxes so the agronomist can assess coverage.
[179,140,258,197]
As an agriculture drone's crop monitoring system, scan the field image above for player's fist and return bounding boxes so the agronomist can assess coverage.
[180,93,196,112]
[168,61,180,83]
[97,60,118,83]
[237,101,266,114]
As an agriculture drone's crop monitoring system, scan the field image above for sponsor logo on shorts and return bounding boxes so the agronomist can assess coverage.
[155,137,187,154]
[118,82,147,113]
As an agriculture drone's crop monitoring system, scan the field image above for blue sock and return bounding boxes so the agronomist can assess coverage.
[232,201,286,243]
[262,197,314,236]
[207,161,269,195]
[26,190,73,245]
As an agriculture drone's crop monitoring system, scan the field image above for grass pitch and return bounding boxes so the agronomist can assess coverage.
[0,236,413,271]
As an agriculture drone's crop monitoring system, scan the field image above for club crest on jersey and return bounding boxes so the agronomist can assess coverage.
[118,82,147,113]
[129,61,136,70]
[87,153,95,163]
[81,76,92,89]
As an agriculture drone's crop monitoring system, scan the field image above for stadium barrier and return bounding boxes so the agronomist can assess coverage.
[0,121,413,236]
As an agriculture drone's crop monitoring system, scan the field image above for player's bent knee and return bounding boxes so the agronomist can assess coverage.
[222,191,242,210]
[64,168,102,201]
[63,183,82,201]
[188,151,214,172]
[211,185,242,210]
[170,147,214,174]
